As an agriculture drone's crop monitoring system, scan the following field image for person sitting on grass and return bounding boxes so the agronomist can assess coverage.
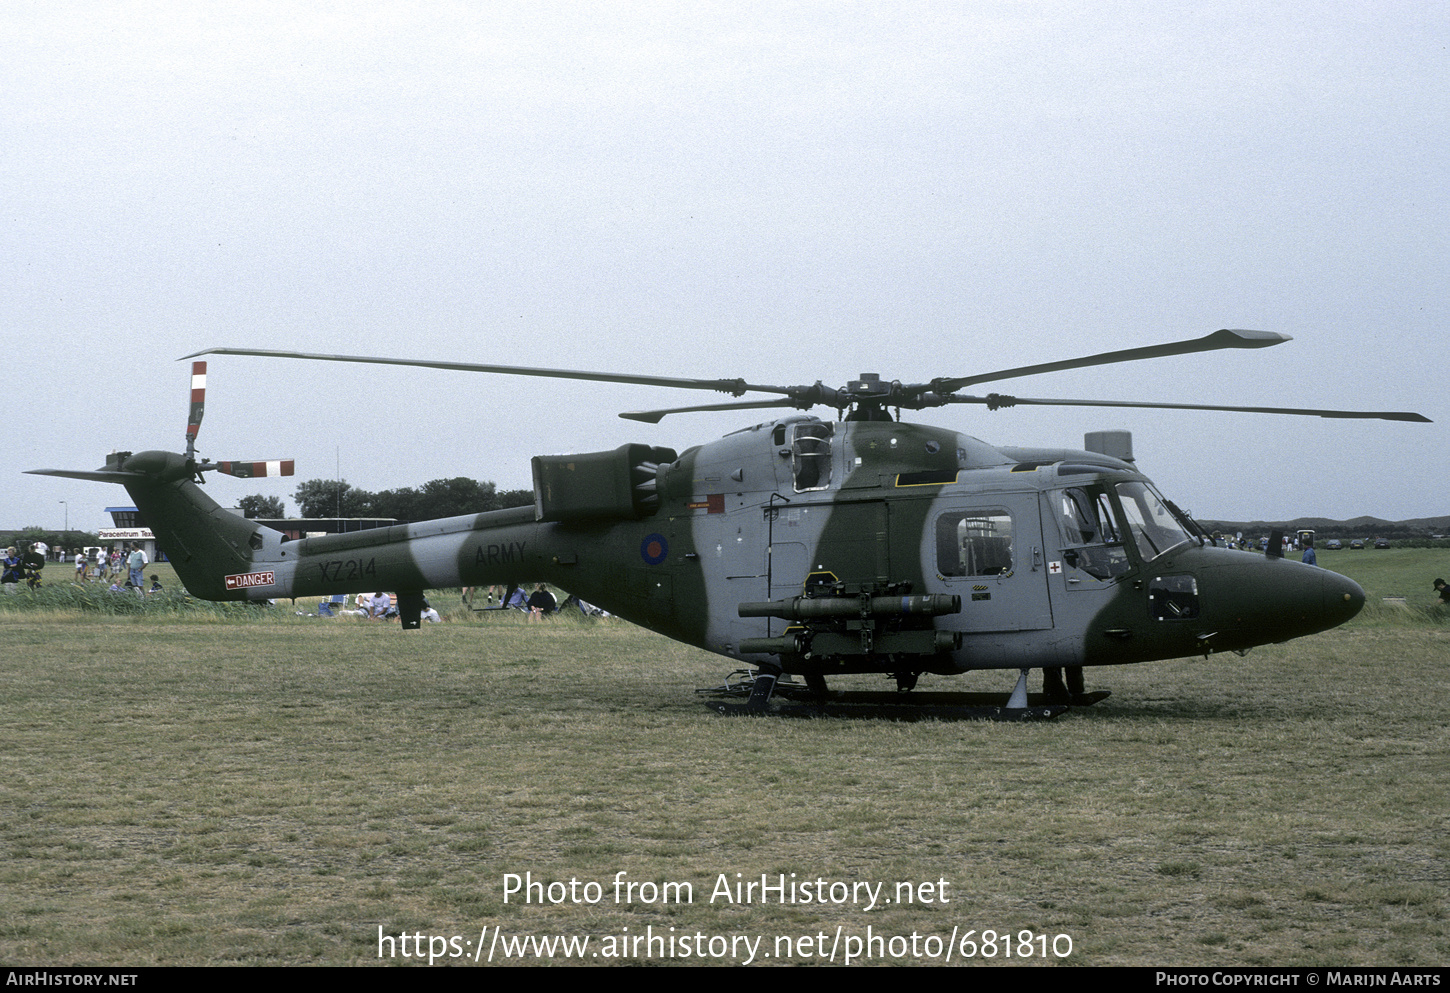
[2,547,22,585]
[527,583,557,620]
[367,591,391,620]
[22,545,45,588]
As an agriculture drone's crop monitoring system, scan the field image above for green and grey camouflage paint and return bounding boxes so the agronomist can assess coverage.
[94,414,1363,681]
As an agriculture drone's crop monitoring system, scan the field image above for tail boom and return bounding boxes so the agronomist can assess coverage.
[35,450,694,644]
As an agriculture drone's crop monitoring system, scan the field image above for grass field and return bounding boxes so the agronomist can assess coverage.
[1,551,1446,966]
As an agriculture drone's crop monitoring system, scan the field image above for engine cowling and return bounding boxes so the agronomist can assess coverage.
[531,444,677,522]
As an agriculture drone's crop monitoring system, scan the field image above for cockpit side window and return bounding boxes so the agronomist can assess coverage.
[1056,485,1132,580]
[791,422,833,492]
[1061,487,1119,545]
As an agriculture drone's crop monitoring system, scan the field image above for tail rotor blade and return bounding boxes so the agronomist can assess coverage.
[215,460,296,479]
[186,361,206,458]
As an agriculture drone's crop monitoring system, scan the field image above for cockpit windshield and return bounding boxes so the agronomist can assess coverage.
[1114,481,1193,560]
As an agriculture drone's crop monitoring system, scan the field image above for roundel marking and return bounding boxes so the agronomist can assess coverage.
[641,533,669,565]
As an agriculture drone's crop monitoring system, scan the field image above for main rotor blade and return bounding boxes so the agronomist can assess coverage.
[936,329,1290,392]
[620,398,803,424]
[183,347,793,399]
[948,394,1431,422]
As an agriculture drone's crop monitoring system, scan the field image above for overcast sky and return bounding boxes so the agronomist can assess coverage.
[5,2,1446,533]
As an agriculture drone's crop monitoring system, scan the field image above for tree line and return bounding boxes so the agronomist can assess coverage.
[238,478,534,522]
[1,528,101,551]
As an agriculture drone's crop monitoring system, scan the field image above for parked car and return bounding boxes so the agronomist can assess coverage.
[1325,539,1343,550]
[1349,539,1365,549]
[1374,538,1392,549]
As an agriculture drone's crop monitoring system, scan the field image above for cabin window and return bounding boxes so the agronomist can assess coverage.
[791,422,833,491]
[1056,485,1132,580]
[936,511,1013,577]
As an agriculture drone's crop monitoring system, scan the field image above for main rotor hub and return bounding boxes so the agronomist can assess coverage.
[848,372,882,393]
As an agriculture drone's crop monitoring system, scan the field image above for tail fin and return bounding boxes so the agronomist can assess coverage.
[30,450,268,600]
[28,361,296,600]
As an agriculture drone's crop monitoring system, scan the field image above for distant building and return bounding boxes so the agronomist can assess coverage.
[101,507,157,560]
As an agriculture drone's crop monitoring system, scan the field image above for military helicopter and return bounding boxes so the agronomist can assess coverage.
[30,329,1429,717]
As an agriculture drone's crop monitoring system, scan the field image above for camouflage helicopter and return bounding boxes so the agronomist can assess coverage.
[30,329,1429,717]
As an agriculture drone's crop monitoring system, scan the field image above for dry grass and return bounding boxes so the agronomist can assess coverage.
[1,599,1447,966]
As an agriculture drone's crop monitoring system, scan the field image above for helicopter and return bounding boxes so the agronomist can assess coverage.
[29,329,1429,717]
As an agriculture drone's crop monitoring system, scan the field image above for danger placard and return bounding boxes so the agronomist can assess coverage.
[224,570,276,590]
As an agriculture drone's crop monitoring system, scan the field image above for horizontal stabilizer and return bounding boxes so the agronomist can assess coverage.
[25,468,139,483]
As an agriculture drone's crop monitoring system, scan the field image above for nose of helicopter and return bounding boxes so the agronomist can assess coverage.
[1316,565,1368,626]
[1318,567,1366,627]
[1197,550,1364,643]
[1263,559,1365,636]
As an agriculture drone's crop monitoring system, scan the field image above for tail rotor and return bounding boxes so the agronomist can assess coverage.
[182,361,295,482]
[185,361,206,462]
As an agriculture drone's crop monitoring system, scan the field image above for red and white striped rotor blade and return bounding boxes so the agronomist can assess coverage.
[215,460,296,479]
[186,361,206,446]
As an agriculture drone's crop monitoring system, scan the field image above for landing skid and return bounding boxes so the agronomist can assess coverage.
[699,669,818,701]
[779,689,1110,708]
[771,701,1069,722]
[703,695,1068,721]
[698,668,1108,720]
[702,669,784,716]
